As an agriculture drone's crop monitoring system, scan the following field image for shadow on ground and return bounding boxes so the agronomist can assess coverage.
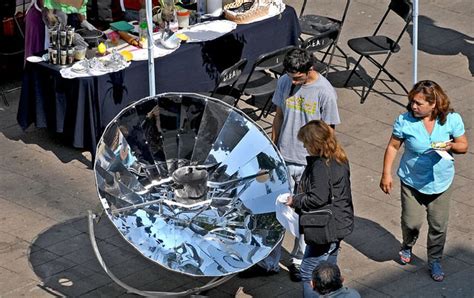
[28,215,300,297]
[0,88,92,168]
[408,15,474,76]
[326,59,407,107]
[345,216,401,263]
[27,212,474,297]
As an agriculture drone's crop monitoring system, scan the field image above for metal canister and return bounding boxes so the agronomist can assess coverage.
[67,27,75,47]
[60,49,67,65]
[49,48,58,64]
[67,47,75,64]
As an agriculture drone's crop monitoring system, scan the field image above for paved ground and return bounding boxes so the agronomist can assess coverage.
[0,0,473,297]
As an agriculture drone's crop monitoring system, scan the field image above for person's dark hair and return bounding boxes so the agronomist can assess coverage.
[283,48,316,74]
[406,80,454,125]
[312,262,343,295]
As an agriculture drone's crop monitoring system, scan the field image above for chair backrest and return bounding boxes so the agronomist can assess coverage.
[239,45,296,92]
[211,58,248,96]
[300,30,339,53]
[373,0,412,36]
[254,45,296,72]
[389,0,412,22]
[299,0,351,24]
[371,0,412,51]
[235,45,296,98]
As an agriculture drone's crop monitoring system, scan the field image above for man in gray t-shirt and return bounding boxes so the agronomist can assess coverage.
[271,48,340,281]
[272,68,340,164]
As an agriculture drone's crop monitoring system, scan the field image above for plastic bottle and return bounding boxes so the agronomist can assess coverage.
[138,7,148,42]
[139,21,148,42]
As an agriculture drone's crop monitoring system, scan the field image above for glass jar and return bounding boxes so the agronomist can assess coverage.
[176,10,190,29]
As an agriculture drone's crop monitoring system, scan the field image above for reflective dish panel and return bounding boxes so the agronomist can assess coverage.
[94,93,290,277]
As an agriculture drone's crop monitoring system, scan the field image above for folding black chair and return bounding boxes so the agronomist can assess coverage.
[300,30,339,75]
[343,0,412,104]
[235,45,296,120]
[201,58,247,106]
[299,0,351,75]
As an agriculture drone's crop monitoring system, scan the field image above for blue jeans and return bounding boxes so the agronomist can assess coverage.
[301,242,339,298]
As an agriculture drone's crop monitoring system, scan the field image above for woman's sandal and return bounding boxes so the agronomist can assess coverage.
[429,261,445,282]
[399,248,412,265]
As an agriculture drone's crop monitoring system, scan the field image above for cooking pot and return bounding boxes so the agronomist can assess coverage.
[76,29,106,47]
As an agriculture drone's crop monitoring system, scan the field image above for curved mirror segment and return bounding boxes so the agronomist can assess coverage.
[94,93,290,276]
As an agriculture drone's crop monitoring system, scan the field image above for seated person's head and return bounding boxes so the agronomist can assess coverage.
[283,48,316,85]
[311,262,344,295]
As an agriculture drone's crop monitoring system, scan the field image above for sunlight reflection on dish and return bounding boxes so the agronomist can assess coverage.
[94,93,290,277]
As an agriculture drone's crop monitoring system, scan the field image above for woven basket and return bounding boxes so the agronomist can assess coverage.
[224,0,271,24]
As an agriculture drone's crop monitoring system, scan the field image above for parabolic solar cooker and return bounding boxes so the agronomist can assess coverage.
[90,93,290,295]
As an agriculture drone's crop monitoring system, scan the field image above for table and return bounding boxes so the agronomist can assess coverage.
[17,7,301,154]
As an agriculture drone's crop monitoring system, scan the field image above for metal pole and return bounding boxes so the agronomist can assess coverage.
[145,0,156,96]
[412,0,418,84]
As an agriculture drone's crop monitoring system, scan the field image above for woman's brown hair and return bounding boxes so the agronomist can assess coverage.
[297,120,348,164]
[407,80,454,125]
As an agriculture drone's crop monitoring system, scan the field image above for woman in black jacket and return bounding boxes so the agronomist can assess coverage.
[286,120,354,297]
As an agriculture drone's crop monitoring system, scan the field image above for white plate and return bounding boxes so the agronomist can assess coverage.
[70,62,87,73]
[26,56,44,63]
[178,20,237,42]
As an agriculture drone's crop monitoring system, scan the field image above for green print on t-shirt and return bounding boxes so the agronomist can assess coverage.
[285,96,317,115]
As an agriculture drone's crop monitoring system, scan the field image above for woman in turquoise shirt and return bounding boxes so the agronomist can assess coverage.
[380,80,468,282]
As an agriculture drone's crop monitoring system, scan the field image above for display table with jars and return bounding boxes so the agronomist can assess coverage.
[17,6,300,155]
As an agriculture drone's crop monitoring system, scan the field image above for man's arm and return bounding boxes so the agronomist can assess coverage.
[320,89,340,128]
[272,106,283,144]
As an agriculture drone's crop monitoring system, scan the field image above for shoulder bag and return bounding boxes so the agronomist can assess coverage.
[299,163,337,245]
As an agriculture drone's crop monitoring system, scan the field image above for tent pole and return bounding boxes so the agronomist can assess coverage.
[412,0,418,85]
[146,0,156,96]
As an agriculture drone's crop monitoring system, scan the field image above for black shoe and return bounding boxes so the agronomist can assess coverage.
[238,265,279,278]
[288,264,302,282]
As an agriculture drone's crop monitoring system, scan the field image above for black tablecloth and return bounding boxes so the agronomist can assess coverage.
[17,7,301,154]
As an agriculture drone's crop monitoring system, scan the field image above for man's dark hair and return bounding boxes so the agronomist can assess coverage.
[312,262,343,295]
[283,48,316,74]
